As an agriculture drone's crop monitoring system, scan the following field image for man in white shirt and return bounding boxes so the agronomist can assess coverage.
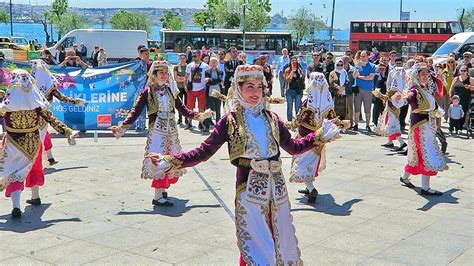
[185,50,210,130]
[276,48,290,97]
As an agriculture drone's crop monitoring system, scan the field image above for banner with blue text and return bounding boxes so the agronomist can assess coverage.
[1,61,148,130]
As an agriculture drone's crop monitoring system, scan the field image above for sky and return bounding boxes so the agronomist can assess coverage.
[7,0,471,29]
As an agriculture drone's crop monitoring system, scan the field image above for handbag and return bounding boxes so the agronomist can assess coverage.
[187,62,202,91]
[350,84,360,94]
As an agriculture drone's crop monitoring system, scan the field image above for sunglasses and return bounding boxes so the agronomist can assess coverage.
[312,54,320,57]
[218,53,224,56]
[464,55,471,58]
[460,69,468,72]
[336,64,343,67]
[327,57,333,59]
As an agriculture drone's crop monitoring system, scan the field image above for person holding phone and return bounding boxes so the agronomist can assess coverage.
[59,51,88,69]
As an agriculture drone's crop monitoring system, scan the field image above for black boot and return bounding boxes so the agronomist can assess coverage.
[152,198,174,207]
[26,198,42,205]
[11,208,21,218]
[48,158,59,165]
[298,188,309,195]
[307,189,318,203]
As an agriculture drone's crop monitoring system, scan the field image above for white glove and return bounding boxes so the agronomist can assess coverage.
[144,153,172,178]
[195,108,213,122]
[433,108,445,118]
[321,119,341,141]
[68,130,79,146]
[109,126,126,139]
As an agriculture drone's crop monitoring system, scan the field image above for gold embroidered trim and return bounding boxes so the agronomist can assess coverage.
[9,110,38,130]
[6,125,39,133]
[412,86,431,113]
[163,154,183,170]
[6,133,40,162]
[228,108,247,162]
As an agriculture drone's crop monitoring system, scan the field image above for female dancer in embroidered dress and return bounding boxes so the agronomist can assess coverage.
[110,61,210,207]
[0,69,78,218]
[30,59,85,166]
[289,72,340,203]
[393,63,448,196]
[146,65,341,265]
[374,66,407,150]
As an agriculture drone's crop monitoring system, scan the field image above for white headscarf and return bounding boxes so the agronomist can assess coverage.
[228,65,267,115]
[305,72,334,125]
[334,59,347,88]
[147,60,179,98]
[0,69,48,112]
[30,59,58,96]
[387,67,406,92]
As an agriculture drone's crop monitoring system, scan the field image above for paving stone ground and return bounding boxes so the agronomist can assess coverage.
[0,92,473,265]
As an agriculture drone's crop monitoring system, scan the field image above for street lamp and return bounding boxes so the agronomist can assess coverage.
[328,0,336,52]
[9,0,13,36]
[242,1,247,51]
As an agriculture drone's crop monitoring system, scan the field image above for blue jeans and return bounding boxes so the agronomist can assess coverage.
[286,89,302,121]
[278,72,286,97]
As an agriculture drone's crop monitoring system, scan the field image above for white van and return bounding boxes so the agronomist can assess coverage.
[432,32,474,64]
[48,29,148,62]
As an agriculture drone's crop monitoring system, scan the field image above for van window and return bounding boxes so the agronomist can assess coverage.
[459,43,474,55]
[432,42,462,56]
[61,37,77,49]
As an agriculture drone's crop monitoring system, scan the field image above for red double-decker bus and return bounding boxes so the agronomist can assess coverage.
[349,20,461,56]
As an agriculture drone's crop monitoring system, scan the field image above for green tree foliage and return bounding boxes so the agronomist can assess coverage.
[288,6,325,46]
[50,0,69,39]
[160,11,184,30]
[460,7,474,31]
[0,10,8,24]
[193,10,212,30]
[54,12,88,37]
[110,10,152,35]
[205,0,271,31]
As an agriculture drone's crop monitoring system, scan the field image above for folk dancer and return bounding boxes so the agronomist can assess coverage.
[110,61,211,207]
[0,69,78,217]
[30,59,85,166]
[393,63,448,196]
[289,72,345,203]
[375,66,407,150]
[146,65,342,264]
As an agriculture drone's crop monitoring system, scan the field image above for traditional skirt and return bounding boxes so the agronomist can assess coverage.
[376,105,401,140]
[0,134,42,197]
[289,146,325,183]
[236,159,302,265]
[405,120,448,176]
[142,115,185,189]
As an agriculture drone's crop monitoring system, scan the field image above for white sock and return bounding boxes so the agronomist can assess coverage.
[46,150,54,160]
[11,190,21,209]
[304,181,315,191]
[421,175,430,190]
[397,136,406,146]
[386,139,393,144]
[154,188,165,202]
[401,172,410,180]
[31,186,40,199]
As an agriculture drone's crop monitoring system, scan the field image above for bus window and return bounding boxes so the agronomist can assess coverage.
[449,22,462,34]
[392,23,401,33]
[419,42,439,54]
[438,22,448,34]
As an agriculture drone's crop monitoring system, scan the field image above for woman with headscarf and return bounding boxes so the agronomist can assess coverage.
[375,66,407,150]
[0,69,78,218]
[393,63,448,196]
[329,59,349,120]
[289,72,344,204]
[146,65,342,265]
[110,61,211,207]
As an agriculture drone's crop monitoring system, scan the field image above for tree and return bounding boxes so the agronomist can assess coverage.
[0,10,8,24]
[193,10,212,30]
[54,12,88,38]
[31,12,51,44]
[160,11,184,30]
[50,0,69,39]
[460,7,474,31]
[110,10,152,35]
[206,0,271,31]
[288,6,325,47]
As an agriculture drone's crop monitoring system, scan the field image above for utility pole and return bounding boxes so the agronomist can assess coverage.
[242,1,247,51]
[9,0,13,36]
[328,0,336,52]
[399,0,403,20]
